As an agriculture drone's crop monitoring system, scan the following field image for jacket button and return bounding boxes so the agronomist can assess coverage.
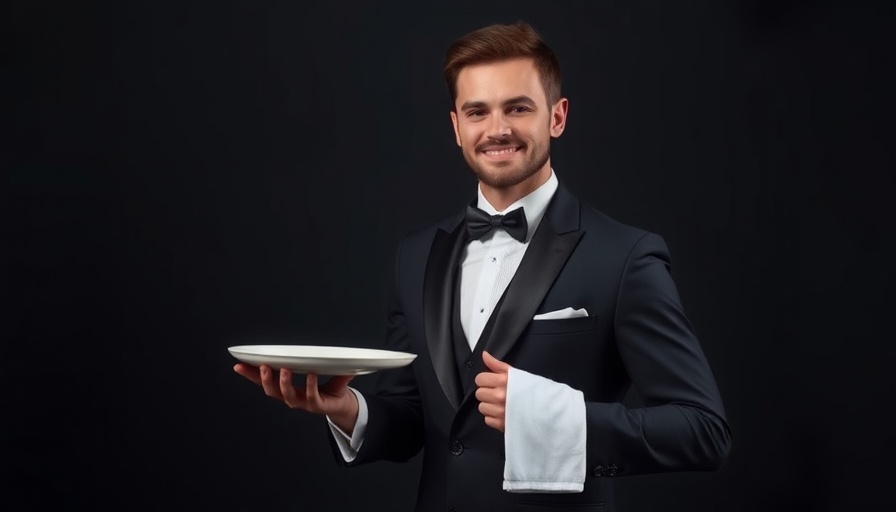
[449,440,464,456]
[592,465,605,477]
[465,360,473,370]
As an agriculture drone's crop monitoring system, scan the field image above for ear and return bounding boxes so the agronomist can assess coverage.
[549,98,569,138]
[450,110,462,147]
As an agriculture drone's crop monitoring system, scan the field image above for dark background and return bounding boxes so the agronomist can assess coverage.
[3,1,894,511]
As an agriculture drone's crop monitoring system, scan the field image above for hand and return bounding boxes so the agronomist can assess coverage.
[474,351,512,432]
[233,363,359,433]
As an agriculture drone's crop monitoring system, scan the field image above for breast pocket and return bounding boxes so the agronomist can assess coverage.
[527,315,598,335]
[514,315,609,394]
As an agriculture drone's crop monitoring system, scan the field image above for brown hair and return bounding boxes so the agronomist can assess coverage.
[443,21,561,109]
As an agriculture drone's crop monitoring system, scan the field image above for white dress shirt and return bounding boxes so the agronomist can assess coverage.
[328,170,586,492]
[460,170,556,347]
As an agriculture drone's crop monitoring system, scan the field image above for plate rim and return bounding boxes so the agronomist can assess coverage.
[227,344,417,361]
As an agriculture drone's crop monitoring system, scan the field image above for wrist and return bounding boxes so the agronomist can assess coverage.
[329,390,360,434]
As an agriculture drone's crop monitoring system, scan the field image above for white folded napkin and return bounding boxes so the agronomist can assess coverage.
[503,367,586,493]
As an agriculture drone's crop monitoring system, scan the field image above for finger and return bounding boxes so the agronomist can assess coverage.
[280,368,306,409]
[475,386,506,405]
[478,401,505,419]
[305,373,322,411]
[474,371,507,389]
[475,386,497,404]
[233,364,262,386]
[483,415,505,432]
[482,351,511,373]
[259,365,283,399]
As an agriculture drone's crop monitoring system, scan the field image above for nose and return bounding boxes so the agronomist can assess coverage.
[486,113,511,140]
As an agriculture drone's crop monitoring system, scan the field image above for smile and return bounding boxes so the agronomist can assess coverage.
[483,146,521,156]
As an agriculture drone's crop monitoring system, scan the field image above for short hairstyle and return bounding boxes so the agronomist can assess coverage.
[443,21,562,109]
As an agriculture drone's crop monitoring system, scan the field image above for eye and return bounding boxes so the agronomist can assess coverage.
[466,110,487,118]
[509,105,532,114]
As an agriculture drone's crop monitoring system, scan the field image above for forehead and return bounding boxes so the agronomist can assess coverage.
[454,58,545,106]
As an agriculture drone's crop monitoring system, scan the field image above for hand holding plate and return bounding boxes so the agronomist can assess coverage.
[234,363,360,433]
[230,344,416,434]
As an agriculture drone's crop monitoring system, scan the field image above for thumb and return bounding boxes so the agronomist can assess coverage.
[482,351,511,373]
[322,374,355,392]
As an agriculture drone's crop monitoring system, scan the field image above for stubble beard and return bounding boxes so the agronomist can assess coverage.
[464,140,550,190]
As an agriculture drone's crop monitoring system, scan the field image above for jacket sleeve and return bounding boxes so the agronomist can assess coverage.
[584,232,731,476]
[330,236,425,466]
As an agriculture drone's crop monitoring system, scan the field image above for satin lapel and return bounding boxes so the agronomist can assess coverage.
[482,185,585,364]
[423,219,468,411]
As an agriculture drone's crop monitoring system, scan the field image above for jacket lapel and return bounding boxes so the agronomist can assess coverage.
[423,216,468,410]
[426,183,584,411]
[481,183,584,364]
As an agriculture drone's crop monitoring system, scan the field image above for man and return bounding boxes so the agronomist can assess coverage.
[235,20,730,511]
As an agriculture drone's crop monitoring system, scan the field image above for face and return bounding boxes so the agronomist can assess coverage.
[450,58,568,192]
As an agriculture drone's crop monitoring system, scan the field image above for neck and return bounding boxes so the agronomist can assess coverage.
[480,164,551,212]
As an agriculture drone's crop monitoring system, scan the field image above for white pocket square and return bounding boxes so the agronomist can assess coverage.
[532,307,589,320]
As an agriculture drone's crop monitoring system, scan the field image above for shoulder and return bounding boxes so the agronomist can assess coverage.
[392,208,464,256]
[403,210,463,241]
[576,199,671,261]
[578,199,654,241]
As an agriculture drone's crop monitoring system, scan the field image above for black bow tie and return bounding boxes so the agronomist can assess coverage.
[464,205,528,243]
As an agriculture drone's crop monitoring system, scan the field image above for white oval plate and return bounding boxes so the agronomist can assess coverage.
[228,345,417,376]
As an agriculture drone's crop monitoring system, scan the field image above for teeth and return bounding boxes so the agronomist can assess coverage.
[485,147,517,155]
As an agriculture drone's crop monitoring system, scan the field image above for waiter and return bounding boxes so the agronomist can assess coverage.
[235,20,731,512]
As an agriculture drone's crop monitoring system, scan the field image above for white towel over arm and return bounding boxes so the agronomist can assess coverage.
[503,367,587,492]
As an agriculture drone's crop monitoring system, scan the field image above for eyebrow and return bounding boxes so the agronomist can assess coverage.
[459,95,538,111]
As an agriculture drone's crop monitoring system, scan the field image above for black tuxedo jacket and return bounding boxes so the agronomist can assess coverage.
[335,182,731,512]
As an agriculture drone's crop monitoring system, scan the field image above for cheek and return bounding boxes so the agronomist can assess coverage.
[458,127,478,147]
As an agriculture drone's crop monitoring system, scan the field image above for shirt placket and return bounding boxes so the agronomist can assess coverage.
[469,234,510,347]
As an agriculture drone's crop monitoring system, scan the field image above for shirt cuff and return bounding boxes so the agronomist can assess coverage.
[327,387,368,462]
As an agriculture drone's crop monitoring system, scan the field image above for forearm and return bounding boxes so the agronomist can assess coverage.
[584,400,730,475]
[354,391,424,464]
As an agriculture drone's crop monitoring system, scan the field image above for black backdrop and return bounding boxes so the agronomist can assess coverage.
[3,1,894,511]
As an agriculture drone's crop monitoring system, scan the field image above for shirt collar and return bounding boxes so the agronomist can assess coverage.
[476,169,558,242]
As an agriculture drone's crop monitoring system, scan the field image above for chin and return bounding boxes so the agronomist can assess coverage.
[475,169,531,189]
